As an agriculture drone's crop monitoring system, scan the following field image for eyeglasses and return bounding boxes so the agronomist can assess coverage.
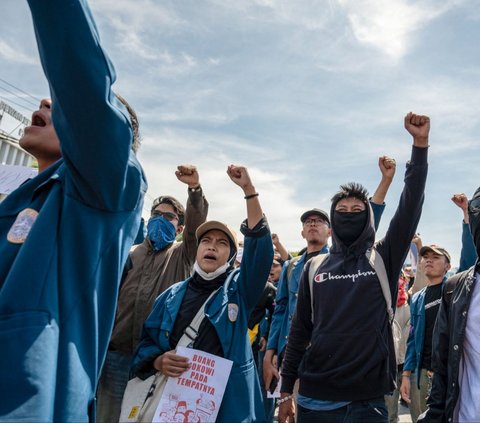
[469,197,480,213]
[151,210,178,221]
[303,218,328,226]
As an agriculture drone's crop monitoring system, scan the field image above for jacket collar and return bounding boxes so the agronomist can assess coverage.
[0,160,63,217]
[163,280,189,329]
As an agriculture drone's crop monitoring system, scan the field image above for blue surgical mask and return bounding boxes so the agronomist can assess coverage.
[147,216,177,251]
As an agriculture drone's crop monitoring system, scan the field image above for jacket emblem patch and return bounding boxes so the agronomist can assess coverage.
[228,303,239,322]
[7,208,39,244]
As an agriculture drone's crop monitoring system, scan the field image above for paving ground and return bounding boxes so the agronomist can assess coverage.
[399,402,414,422]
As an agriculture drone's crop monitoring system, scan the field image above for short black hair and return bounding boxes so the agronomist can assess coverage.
[150,195,185,225]
[331,182,369,205]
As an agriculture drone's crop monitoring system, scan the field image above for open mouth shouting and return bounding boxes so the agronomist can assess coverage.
[203,253,217,262]
[25,110,49,133]
[31,111,47,127]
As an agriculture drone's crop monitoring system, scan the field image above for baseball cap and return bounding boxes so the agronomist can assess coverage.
[300,208,330,225]
[195,220,238,250]
[419,244,451,263]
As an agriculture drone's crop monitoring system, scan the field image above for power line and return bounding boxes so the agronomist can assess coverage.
[0,77,41,103]
[0,95,33,117]
[0,84,38,108]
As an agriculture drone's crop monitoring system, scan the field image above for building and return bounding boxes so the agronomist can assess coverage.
[0,100,33,167]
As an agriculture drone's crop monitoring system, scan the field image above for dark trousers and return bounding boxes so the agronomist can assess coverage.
[297,397,388,423]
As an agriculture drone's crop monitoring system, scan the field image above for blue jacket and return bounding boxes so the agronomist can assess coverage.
[404,222,477,387]
[133,219,273,422]
[0,1,146,421]
[404,286,432,385]
[267,201,385,357]
[267,247,328,357]
[459,222,477,272]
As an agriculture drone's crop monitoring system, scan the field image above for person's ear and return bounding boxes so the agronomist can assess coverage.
[176,225,184,236]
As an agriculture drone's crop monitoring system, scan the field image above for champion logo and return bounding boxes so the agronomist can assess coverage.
[314,269,376,284]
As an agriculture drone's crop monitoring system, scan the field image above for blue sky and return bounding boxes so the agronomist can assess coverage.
[1,0,479,265]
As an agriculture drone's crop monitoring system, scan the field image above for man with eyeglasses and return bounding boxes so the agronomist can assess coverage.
[418,189,480,423]
[96,164,208,422]
[263,156,396,419]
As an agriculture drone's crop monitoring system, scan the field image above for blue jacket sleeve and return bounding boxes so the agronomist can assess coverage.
[458,222,477,272]
[403,295,419,373]
[236,217,274,313]
[403,322,417,373]
[27,0,144,211]
[266,262,289,352]
[370,200,385,232]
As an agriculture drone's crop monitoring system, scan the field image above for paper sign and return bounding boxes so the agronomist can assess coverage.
[0,164,37,195]
[153,347,233,423]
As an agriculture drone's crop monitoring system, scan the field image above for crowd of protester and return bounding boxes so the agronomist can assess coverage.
[1,1,479,422]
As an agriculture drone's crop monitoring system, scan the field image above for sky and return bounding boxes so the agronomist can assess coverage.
[1,0,479,265]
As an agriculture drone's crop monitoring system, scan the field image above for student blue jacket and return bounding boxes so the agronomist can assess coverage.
[404,281,445,387]
[267,201,385,357]
[0,1,146,421]
[133,219,273,423]
[404,222,477,387]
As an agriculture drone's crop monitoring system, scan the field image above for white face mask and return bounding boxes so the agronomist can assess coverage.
[193,260,230,280]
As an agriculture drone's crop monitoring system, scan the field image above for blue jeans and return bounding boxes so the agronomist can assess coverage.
[297,398,388,423]
[96,351,132,423]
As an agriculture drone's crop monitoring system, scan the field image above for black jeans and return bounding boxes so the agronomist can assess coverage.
[297,397,388,423]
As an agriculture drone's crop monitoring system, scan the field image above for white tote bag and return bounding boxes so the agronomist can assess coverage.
[119,290,216,423]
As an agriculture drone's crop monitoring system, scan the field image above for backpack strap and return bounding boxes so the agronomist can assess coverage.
[307,253,330,323]
[366,247,394,324]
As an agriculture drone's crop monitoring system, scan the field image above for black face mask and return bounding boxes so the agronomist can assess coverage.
[333,210,367,246]
[468,190,480,254]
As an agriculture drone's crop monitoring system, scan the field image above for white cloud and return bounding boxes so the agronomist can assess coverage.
[338,0,466,59]
[0,41,36,65]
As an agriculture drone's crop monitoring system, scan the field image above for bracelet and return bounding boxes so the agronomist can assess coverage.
[401,374,410,378]
[188,184,201,192]
[277,394,294,405]
[244,193,259,200]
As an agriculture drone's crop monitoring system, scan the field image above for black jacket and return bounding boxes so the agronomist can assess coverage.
[418,261,480,423]
[281,146,428,401]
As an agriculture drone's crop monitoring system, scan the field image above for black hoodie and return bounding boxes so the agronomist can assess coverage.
[281,146,428,401]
